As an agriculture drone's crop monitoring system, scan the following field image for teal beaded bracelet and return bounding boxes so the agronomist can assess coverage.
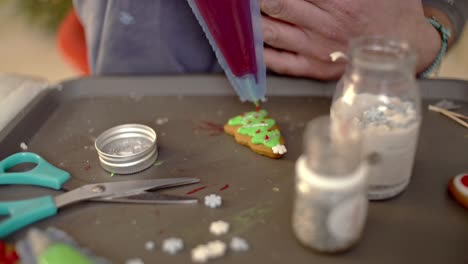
[419,17,451,78]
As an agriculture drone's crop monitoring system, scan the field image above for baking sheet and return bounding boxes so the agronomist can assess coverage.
[0,75,467,263]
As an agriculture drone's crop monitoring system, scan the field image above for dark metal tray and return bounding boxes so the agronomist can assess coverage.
[1,75,467,263]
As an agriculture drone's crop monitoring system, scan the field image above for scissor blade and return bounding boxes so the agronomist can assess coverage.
[93,192,198,204]
[54,178,200,208]
[104,178,201,197]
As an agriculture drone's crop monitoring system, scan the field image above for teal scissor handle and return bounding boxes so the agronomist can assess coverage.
[0,196,57,238]
[0,152,70,190]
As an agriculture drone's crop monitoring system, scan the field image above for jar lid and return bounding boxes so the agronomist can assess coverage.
[95,124,158,174]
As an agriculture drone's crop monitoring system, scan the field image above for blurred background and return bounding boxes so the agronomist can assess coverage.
[1,0,467,83]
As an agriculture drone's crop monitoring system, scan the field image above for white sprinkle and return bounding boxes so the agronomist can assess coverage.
[191,241,227,262]
[272,144,287,155]
[20,142,28,150]
[191,245,209,263]
[125,258,144,264]
[209,220,229,236]
[131,220,137,225]
[204,194,222,209]
[206,240,226,259]
[272,187,280,192]
[162,237,184,255]
[230,237,249,252]
[145,241,155,251]
[155,117,169,125]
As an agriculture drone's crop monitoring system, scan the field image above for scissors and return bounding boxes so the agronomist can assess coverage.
[0,152,200,238]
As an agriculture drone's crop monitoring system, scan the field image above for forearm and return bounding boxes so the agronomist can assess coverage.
[422,0,468,47]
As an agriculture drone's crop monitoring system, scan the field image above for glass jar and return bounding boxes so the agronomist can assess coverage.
[331,36,422,200]
[292,116,368,253]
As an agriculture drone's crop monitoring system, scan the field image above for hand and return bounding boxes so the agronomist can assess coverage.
[259,0,442,79]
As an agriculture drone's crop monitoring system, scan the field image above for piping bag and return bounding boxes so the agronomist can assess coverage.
[187,0,266,105]
[16,227,111,264]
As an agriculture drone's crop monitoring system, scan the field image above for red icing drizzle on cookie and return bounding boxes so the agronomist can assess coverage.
[461,175,468,188]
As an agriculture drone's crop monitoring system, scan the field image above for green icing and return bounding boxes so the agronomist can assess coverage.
[251,129,281,148]
[237,118,275,136]
[227,109,282,149]
[39,244,93,264]
[228,110,268,126]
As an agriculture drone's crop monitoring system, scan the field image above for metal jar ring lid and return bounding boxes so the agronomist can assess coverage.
[95,124,158,174]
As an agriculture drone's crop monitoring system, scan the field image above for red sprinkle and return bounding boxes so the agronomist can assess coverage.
[256,105,261,112]
[220,184,230,191]
[264,135,270,140]
[255,129,261,134]
[186,186,208,195]
[461,175,468,188]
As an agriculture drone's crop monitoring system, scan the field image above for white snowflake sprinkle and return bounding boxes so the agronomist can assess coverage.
[145,241,155,251]
[209,220,229,236]
[20,142,28,151]
[191,245,209,263]
[191,241,227,263]
[162,237,184,255]
[204,194,222,208]
[272,144,287,155]
[206,240,226,259]
[230,237,249,252]
[125,258,144,264]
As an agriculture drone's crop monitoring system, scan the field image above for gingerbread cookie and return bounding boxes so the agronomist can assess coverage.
[224,109,287,159]
[449,173,468,209]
